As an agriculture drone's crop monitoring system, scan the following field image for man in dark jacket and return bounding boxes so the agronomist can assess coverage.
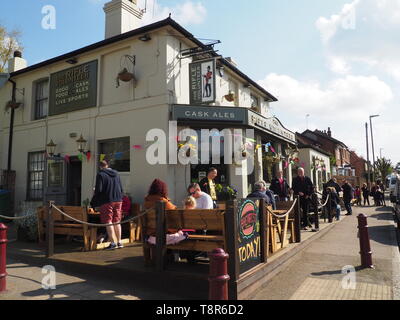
[247,181,276,209]
[342,180,354,215]
[91,161,124,250]
[292,168,314,230]
[270,170,291,201]
[199,167,218,208]
[324,178,342,194]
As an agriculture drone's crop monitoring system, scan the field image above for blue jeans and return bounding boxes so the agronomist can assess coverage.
[336,205,341,220]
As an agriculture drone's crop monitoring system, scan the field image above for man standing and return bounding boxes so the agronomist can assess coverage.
[342,180,354,216]
[188,183,214,209]
[91,160,124,250]
[199,167,218,208]
[292,168,314,230]
[270,170,290,201]
[324,177,342,194]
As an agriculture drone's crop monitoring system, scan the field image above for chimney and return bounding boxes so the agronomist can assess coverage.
[327,127,332,137]
[104,0,143,39]
[8,51,27,73]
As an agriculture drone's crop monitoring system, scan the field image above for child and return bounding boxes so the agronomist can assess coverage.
[184,196,196,209]
[121,193,132,219]
[354,186,362,206]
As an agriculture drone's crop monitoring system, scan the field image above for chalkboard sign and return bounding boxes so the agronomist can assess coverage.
[49,60,98,116]
[237,199,261,274]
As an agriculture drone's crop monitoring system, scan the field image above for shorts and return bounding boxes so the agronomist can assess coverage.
[100,202,123,224]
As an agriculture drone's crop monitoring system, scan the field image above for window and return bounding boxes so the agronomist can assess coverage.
[27,151,46,200]
[250,94,260,111]
[99,137,130,172]
[34,79,49,120]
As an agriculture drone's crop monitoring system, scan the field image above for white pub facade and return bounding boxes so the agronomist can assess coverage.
[0,0,297,210]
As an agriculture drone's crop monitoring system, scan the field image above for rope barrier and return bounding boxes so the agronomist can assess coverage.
[267,198,298,218]
[51,204,151,228]
[0,212,37,221]
[318,193,330,209]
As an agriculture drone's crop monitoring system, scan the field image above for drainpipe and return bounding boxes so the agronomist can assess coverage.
[7,78,16,172]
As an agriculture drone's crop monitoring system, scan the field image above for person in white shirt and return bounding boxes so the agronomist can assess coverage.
[187,183,214,209]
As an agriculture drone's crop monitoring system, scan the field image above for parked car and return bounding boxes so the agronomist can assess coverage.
[388,174,399,202]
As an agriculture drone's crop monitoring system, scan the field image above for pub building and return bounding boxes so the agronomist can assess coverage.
[0,0,297,211]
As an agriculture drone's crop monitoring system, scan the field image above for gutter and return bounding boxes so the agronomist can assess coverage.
[7,78,16,172]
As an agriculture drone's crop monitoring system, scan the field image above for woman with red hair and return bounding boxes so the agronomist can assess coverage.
[144,179,177,210]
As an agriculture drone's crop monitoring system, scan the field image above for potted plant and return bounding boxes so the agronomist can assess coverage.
[216,184,238,201]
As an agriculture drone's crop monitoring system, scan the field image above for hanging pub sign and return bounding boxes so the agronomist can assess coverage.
[49,60,98,116]
[237,199,262,274]
[189,59,216,105]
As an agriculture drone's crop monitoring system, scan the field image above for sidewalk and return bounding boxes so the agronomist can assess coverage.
[253,204,400,300]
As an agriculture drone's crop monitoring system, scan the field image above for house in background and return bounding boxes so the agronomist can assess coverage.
[296,133,332,193]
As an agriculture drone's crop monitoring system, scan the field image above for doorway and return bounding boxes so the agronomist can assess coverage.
[67,157,82,206]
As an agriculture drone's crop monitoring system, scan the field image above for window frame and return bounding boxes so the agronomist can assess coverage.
[26,151,46,201]
[33,78,49,120]
[98,137,131,173]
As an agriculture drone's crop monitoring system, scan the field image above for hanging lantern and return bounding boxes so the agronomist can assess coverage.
[76,134,87,153]
[46,140,57,157]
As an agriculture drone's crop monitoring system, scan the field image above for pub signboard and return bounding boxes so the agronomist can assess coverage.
[237,199,262,274]
[189,59,216,105]
[49,60,98,116]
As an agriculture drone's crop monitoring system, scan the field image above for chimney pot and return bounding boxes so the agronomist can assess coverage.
[14,51,22,58]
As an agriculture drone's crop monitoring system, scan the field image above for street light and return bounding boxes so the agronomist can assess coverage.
[370,115,380,182]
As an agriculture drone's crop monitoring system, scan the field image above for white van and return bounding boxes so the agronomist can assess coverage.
[389,174,399,197]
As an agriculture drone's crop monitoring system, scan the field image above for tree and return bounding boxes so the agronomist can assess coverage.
[0,25,23,73]
[375,158,393,180]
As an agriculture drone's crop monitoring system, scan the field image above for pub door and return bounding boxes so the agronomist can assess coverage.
[66,157,82,206]
[44,157,67,206]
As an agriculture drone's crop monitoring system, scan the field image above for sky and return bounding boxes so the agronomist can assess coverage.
[1,0,399,164]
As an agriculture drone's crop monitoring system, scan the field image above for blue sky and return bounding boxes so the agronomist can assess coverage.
[2,0,399,164]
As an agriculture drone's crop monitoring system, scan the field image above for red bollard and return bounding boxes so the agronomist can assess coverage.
[208,248,230,300]
[357,214,374,269]
[0,223,8,292]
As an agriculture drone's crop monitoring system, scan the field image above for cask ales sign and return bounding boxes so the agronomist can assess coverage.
[237,199,261,274]
[49,60,98,116]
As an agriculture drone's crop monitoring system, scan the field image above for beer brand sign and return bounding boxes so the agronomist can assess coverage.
[49,60,98,116]
[237,199,261,274]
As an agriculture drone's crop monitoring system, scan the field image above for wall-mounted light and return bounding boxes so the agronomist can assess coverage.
[244,83,251,88]
[139,34,151,42]
[76,134,90,155]
[46,139,57,157]
[66,57,78,64]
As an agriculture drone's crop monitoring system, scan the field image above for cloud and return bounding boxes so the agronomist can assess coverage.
[316,0,400,80]
[258,73,394,158]
[138,0,207,26]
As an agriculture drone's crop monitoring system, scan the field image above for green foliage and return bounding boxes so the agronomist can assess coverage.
[375,157,393,180]
[215,184,238,200]
[14,203,38,242]
[0,25,23,73]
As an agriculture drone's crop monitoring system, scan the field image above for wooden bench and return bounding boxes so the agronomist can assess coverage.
[37,205,93,252]
[140,206,226,267]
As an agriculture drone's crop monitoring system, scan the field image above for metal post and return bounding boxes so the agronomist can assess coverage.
[294,196,301,243]
[327,193,333,223]
[366,123,370,188]
[208,248,230,300]
[46,201,55,258]
[357,214,374,269]
[312,193,319,231]
[0,223,8,292]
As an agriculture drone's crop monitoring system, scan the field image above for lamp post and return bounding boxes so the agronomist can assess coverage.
[365,123,370,187]
[369,115,380,183]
